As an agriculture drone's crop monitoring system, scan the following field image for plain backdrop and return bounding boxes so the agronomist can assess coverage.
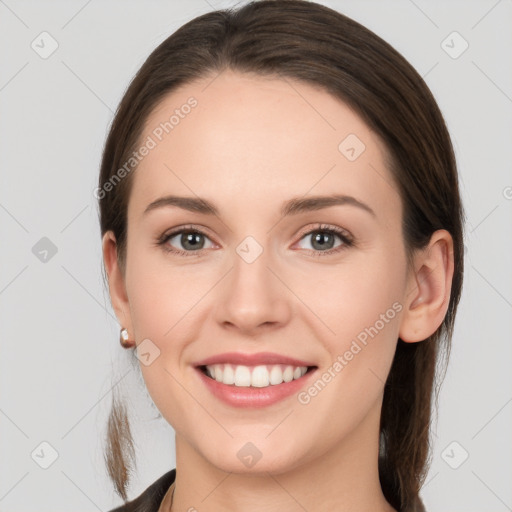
[0,0,511,510]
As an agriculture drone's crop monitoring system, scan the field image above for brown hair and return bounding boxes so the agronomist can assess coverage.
[98,1,465,509]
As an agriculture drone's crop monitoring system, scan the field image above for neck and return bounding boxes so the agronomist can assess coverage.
[170,396,395,512]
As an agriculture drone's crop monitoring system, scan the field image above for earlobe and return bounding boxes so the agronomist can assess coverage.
[399,229,455,343]
[102,231,133,335]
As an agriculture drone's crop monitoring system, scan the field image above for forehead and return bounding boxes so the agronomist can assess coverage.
[129,70,400,223]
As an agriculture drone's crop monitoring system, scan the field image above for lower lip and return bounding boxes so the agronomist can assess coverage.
[195,367,317,408]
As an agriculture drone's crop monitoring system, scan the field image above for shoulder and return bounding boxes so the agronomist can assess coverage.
[107,469,176,512]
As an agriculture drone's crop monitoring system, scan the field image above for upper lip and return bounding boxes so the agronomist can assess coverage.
[194,352,316,367]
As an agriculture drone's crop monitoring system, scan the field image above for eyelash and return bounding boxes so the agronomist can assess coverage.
[155,223,354,258]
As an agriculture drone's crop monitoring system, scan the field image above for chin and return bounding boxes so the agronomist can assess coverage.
[198,437,308,476]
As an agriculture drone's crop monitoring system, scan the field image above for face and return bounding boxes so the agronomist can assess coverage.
[107,69,416,475]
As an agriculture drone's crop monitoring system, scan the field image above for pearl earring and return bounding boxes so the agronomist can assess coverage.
[120,328,134,348]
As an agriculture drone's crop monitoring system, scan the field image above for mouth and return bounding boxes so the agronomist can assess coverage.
[193,352,318,407]
[198,363,317,388]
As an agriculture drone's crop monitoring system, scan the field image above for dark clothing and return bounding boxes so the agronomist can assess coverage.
[108,469,175,512]
[108,468,427,511]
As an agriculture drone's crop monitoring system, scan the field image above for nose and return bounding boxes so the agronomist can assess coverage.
[215,242,292,335]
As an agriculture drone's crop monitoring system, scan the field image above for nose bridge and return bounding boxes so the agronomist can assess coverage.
[233,234,271,291]
[216,232,290,332]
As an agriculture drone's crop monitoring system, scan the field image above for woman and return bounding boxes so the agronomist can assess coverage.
[98,1,465,510]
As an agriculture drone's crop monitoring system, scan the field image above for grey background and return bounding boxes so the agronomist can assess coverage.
[0,0,511,510]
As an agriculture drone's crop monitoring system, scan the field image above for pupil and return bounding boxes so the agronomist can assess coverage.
[312,232,333,250]
[182,232,203,250]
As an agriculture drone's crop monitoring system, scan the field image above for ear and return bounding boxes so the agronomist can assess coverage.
[399,229,455,343]
[102,231,134,338]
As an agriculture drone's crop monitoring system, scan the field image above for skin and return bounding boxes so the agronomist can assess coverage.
[103,69,454,512]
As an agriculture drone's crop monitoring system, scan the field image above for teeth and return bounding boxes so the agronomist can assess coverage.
[269,365,283,385]
[251,365,269,388]
[223,364,235,385]
[234,365,251,387]
[282,366,294,383]
[204,364,309,387]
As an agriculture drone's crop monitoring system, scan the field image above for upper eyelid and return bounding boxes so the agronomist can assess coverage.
[296,223,352,240]
[161,224,216,244]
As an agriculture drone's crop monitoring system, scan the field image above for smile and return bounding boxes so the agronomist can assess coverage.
[193,352,318,408]
[200,363,310,387]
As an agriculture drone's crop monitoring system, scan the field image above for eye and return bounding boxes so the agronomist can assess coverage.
[295,224,354,256]
[157,225,215,256]
[156,223,354,258]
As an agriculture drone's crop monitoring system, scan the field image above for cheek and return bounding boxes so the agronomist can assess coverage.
[126,245,210,338]
[125,257,202,427]
[302,253,403,335]
[290,263,404,439]
[124,250,214,391]
[298,249,406,380]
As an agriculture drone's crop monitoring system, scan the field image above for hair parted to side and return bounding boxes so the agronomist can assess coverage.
[98,1,465,509]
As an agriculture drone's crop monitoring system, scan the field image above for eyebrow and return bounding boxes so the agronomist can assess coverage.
[143,194,376,218]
